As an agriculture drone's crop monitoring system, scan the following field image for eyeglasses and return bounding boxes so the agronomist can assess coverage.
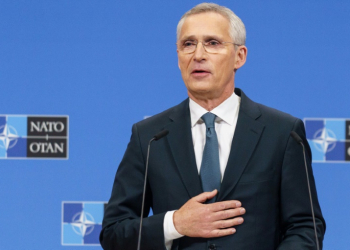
[177,40,242,54]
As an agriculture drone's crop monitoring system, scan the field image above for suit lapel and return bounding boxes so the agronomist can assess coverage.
[165,99,203,199]
[218,89,265,201]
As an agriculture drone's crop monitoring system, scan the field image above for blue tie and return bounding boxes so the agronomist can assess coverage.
[200,112,221,203]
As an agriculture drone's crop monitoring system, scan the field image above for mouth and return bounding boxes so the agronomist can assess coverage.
[191,69,211,77]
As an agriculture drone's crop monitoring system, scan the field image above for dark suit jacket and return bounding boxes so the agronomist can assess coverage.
[100,88,325,250]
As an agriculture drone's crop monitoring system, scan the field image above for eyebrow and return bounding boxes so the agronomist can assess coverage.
[180,35,224,41]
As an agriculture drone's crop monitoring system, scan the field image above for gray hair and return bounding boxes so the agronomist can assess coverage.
[176,3,246,45]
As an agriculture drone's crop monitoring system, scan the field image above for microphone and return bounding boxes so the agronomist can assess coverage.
[137,130,169,250]
[289,131,320,250]
[290,131,303,144]
[154,129,169,141]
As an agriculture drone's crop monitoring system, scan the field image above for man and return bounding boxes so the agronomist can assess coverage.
[100,3,325,250]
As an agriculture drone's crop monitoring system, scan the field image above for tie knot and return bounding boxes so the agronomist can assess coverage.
[201,112,216,128]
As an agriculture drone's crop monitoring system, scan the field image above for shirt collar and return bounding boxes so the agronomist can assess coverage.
[189,92,241,127]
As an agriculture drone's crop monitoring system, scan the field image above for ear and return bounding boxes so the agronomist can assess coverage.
[234,46,247,70]
[177,49,181,69]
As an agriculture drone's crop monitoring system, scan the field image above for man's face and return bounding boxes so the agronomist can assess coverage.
[177,12,246,101]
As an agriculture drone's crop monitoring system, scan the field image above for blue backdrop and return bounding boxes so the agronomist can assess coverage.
[1,0,349,249]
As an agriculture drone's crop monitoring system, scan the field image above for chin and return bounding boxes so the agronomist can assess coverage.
[189,86,212,94]
[188,81,213,89]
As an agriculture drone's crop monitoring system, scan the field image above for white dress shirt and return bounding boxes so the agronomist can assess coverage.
[163,92,241,249]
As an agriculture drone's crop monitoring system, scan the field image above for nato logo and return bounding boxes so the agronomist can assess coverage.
[0,115,68,159]
[304,118,350,163]
[62,201,107,246]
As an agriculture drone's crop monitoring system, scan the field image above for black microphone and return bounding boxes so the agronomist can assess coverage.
[290,131,303,144]
[154,129,169,141]
[137,130,169,250]
[289,131,320,250]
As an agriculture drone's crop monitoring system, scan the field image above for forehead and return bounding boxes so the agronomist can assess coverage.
[179,12,231,40]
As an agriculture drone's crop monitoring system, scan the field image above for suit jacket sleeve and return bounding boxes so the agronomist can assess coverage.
[100,123,166,250]
[278,118,326,249]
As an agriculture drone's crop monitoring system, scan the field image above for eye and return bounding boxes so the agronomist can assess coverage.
[206,40,220,46]
[183,40,196,47]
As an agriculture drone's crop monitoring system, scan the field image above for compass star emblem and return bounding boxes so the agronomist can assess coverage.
[71,211,95,236]
[0,124,19,150]
[313,128,337,153]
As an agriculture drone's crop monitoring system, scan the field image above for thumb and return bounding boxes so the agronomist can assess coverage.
[194,190,218,203]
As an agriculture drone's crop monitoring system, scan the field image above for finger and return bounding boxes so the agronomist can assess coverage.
[194,190,218,203]
[214,217,244,229]
[210,200,242,212]
[214,207,246,220]
[208,228,236,238]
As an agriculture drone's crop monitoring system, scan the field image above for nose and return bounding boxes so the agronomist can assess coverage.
[193,41,207,61]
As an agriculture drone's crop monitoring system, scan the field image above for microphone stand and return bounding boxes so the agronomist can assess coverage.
[290,131,320,250]
[137,130,169,250]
